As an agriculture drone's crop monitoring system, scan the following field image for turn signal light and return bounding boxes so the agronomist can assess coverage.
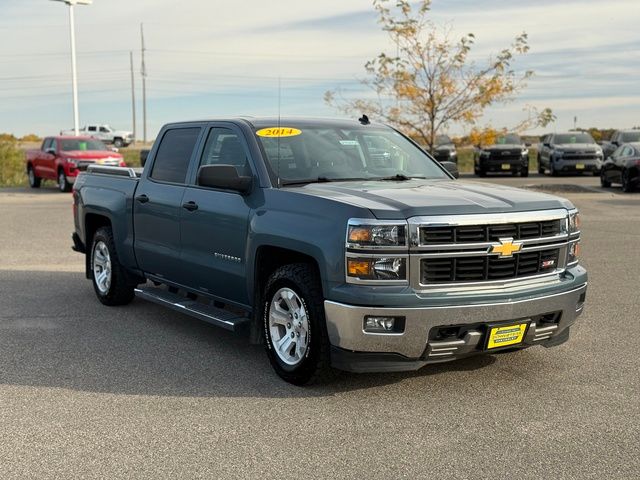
[347,227,372,243]
[347,259,371,276]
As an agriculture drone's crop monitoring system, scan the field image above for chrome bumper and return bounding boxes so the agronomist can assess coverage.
[324,283,587,360]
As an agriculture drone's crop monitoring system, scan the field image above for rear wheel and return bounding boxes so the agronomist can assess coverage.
[58,169,71,192]
[621,169,634,192]
[90,226,135,306]
[113,137,124,148]
[27,166,41,188]
[262,263,333,385]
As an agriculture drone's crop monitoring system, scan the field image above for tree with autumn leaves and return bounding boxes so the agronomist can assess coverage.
[325,0,554,150]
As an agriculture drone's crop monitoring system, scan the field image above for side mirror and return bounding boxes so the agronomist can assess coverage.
[525,142,532,147]
[45,148,56,156]
[198,164,252,193]
[612,141,619,146]
[543,143,551,148]
[140,149,150,168]
[440,160,459,179]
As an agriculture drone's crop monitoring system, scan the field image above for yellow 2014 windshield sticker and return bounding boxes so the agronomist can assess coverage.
[256,127,302,138]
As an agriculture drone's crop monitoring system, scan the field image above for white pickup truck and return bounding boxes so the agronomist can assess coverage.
[60,124,134,148]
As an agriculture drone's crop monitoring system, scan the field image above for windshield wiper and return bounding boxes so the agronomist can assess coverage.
[375,174,425,181]
[280,176,333,186]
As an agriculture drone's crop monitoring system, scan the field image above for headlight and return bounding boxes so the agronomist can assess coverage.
[347,222,407,248]
[521,148,529,156]
[66,158,79,167]
[479,150,490,158]
[347,257,407,281]
[568,210,580,234]
[449,150,456,157]
[555,150,564,158]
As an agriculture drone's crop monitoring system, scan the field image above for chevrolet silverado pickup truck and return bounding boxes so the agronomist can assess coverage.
[61,124,134,147]
[71,117,587,385]
[26,136,125,192]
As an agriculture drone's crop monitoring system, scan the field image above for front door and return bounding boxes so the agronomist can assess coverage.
[178,125,254,306]
[134,126,203,282]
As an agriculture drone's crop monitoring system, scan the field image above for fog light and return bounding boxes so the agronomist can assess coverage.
[363,315,405,333]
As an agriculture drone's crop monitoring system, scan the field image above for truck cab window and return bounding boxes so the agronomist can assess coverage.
[199,128,250,176]
[150,127,201,184]
[88,126,96,132]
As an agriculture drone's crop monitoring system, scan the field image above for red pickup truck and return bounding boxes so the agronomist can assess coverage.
[25,136,126,192]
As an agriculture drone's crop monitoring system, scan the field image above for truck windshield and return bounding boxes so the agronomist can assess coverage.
[254,124,448,184]
[495,134,521,145]
[554,133,595,144]
[621,131,640,142]
[60,139,109,151]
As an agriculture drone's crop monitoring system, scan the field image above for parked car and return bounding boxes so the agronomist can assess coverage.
[71,117,587,384]
[60,124,134,148]
[473,133,529,177]
[600,142,640,192]
[601,130,640,160]
[432,135,458,164]
[25,136,125,192]
[538,132,603,176]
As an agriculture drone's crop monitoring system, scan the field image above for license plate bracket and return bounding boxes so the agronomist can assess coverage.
[486,322,529,349]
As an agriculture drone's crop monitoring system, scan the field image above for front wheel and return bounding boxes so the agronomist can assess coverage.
[113,138,124,148]
[600,171,611,188]
[621,169,634,192]
[90,226,135,306]
[58,170,71,192]
[262,263,332,385]
[520,166,529,177]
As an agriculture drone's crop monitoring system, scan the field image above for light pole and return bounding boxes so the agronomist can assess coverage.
[50,0,92,136]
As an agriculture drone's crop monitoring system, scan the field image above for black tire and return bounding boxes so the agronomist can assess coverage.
[58,169,71,192]
[113,138,124,148]
[600,171,611,188]
[90,226,135,306]
[550,161,558,177]
[520,165,529,177]
[27,165,41,188]
[478,166,487,177]
[537,156,544,174]
[621,169,634,193]
[262,263,333,385]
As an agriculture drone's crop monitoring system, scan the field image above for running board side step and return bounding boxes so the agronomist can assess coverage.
[134,287,251,332]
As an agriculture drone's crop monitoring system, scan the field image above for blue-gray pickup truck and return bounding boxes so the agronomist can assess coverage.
[71,117,587,384]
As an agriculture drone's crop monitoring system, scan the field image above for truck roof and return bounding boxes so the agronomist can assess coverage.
[162,116,388,130]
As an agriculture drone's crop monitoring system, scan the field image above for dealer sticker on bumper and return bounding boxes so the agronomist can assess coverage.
[487,323,528,349]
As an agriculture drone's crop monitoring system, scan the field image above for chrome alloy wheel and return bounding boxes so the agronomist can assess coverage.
[28,168,35,186]
[92,241,112,294]
[58,171,66,191]
[268,287,310,366]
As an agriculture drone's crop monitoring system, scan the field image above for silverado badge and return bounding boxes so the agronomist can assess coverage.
[491,238,523,257]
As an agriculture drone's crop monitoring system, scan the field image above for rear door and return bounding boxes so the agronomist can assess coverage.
[178,124,255,306]
[134,125,203,282]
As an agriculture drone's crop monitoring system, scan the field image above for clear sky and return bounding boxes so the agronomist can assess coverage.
[1,0,639,139]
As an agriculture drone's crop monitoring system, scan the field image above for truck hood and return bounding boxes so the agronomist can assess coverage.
[62,150,123,160]
[554,143,599,152]
[284,179,573,219]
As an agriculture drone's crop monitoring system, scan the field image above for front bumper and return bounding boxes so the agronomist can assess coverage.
[325,283,587,372]
[480,158,527,173]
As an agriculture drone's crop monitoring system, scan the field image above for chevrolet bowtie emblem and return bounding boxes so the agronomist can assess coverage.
[491,238,523,257]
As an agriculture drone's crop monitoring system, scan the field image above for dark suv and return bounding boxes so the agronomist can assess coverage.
[538,132,603,176]
[473,133,529,177]
[432,135,458,164]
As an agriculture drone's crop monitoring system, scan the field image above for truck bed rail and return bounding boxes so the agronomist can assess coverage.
[86,165,141,178]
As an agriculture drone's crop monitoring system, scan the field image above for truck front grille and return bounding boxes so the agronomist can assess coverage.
[420,220,561,245]
[421,248,560,284]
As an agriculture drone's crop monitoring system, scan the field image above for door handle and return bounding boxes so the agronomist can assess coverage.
[135,194,149,203]
[182,201,198,212]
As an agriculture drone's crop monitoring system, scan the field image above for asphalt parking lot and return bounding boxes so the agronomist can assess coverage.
[1,174,638,479]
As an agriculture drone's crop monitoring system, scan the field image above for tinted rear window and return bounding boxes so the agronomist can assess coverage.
[150,128,201,183]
